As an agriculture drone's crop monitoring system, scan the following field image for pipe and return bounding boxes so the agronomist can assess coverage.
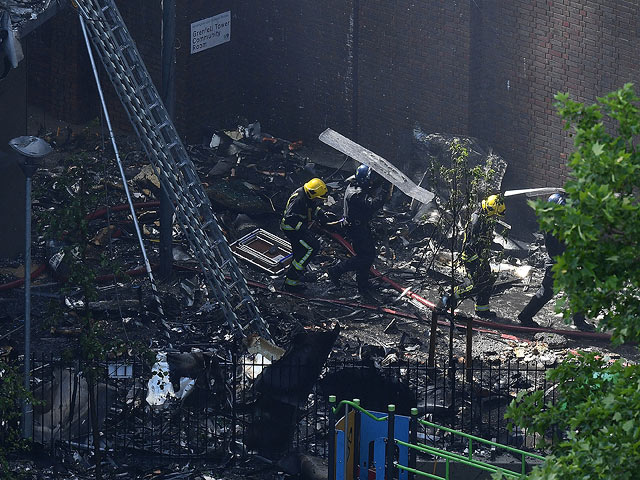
[23,169,32,438]
[80,15,164,321]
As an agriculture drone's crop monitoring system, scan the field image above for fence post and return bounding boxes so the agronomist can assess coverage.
[409,408,418,480]
[353,398,360,480]
[466,316,473,382]
[428,312,437,367]
[386,404,396,480]
[328,395,336,480]
[231,353,237,455]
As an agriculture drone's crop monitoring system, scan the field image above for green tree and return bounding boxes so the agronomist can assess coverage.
[539,83,640,346]
[503,84,640,479]
[37,152,133,480]
[506,354,640,479]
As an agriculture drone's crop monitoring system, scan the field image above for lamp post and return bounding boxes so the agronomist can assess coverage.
[9,135,52,439]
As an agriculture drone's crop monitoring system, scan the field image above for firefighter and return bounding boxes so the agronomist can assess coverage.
[443,194,505,318]
[328,164,384,298]
[518,193,595,331]
[280,178,329,293]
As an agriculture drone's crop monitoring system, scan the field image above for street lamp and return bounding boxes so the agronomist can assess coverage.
[9,135,52,439]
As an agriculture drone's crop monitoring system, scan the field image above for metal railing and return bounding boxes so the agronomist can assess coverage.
[23,355,555,460]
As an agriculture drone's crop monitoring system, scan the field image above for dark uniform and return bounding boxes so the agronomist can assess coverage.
[280,187,323,289]
[329,183,384,293]
[455,209,497,315]
[518,231,590,328]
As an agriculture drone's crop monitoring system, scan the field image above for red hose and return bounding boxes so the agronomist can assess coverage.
[84,201,160,221]
[0,202,161,292]
[324,229,611,342]
[0,264,48,292]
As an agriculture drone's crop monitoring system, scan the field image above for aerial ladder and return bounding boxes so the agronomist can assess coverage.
[74,0,271,341]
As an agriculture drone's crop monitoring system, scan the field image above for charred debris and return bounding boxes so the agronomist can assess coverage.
[0,119,629,477]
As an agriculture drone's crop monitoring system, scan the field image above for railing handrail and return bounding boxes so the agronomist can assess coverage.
[330,396,545,480]
[331,399,388,422]
[418,418,546,461]
[395,439,523,478]
[331,398,544,463]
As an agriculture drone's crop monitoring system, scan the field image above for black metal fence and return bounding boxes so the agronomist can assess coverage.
[25,355,556,459]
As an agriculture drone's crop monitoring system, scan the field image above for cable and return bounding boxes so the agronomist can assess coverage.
[324,154,351,181]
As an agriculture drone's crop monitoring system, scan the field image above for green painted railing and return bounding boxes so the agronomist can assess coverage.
[414,418,545,477]
[329,396,545,480]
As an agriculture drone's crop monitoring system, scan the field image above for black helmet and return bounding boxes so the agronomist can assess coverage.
[547,193,566,205]
[355,164,371,186]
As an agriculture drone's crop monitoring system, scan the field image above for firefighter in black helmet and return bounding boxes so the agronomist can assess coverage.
[280,178,329,293]
[328,164,384,299]
[517,193,595,331]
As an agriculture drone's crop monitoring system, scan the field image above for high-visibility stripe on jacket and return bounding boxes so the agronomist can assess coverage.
[280,187,313,232]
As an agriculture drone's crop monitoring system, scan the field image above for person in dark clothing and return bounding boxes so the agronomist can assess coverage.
[328,164,384,297]
[518,193,595,331]
[280,178,329,293]
[444,194,505,318]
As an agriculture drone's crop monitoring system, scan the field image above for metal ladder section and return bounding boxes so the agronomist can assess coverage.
[75,0,271,340]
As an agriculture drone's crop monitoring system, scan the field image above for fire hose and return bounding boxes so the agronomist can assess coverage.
[322,229,611,342]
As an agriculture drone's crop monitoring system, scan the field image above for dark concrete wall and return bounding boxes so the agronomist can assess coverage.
[26,9,96,126]
[24,1,239,143]
[0,60,28,258]
[174,1,238,143]
[22,1,640,187]
[234,1,355,144]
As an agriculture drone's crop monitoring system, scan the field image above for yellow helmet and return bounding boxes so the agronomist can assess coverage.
[482,194,505,216]
[303,178,328,200]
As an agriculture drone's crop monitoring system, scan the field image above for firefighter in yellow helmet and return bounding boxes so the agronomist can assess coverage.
[280,178,329,293]
[445,194,505,318]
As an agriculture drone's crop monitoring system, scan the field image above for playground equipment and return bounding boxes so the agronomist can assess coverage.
[328,397,545,480]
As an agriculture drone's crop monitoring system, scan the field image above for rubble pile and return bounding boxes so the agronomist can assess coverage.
[1,119,636,479]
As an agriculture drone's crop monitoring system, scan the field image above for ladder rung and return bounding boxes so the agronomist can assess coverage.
[233,298,249,311]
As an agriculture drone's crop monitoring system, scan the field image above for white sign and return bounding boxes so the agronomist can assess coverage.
[191,11,231,54]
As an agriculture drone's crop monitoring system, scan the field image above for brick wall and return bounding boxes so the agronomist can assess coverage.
[469,0,640,190]
[357,1,471,168]
[233,1,471,168]
[233,1,355,144]
[23,1,640,188]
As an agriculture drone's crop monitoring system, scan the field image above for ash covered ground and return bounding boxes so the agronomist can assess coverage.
[0,118,636,479]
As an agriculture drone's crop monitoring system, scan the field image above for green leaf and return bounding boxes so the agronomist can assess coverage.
[592,142,605,156]
[623,419,635,434]
[513,85,640,479]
